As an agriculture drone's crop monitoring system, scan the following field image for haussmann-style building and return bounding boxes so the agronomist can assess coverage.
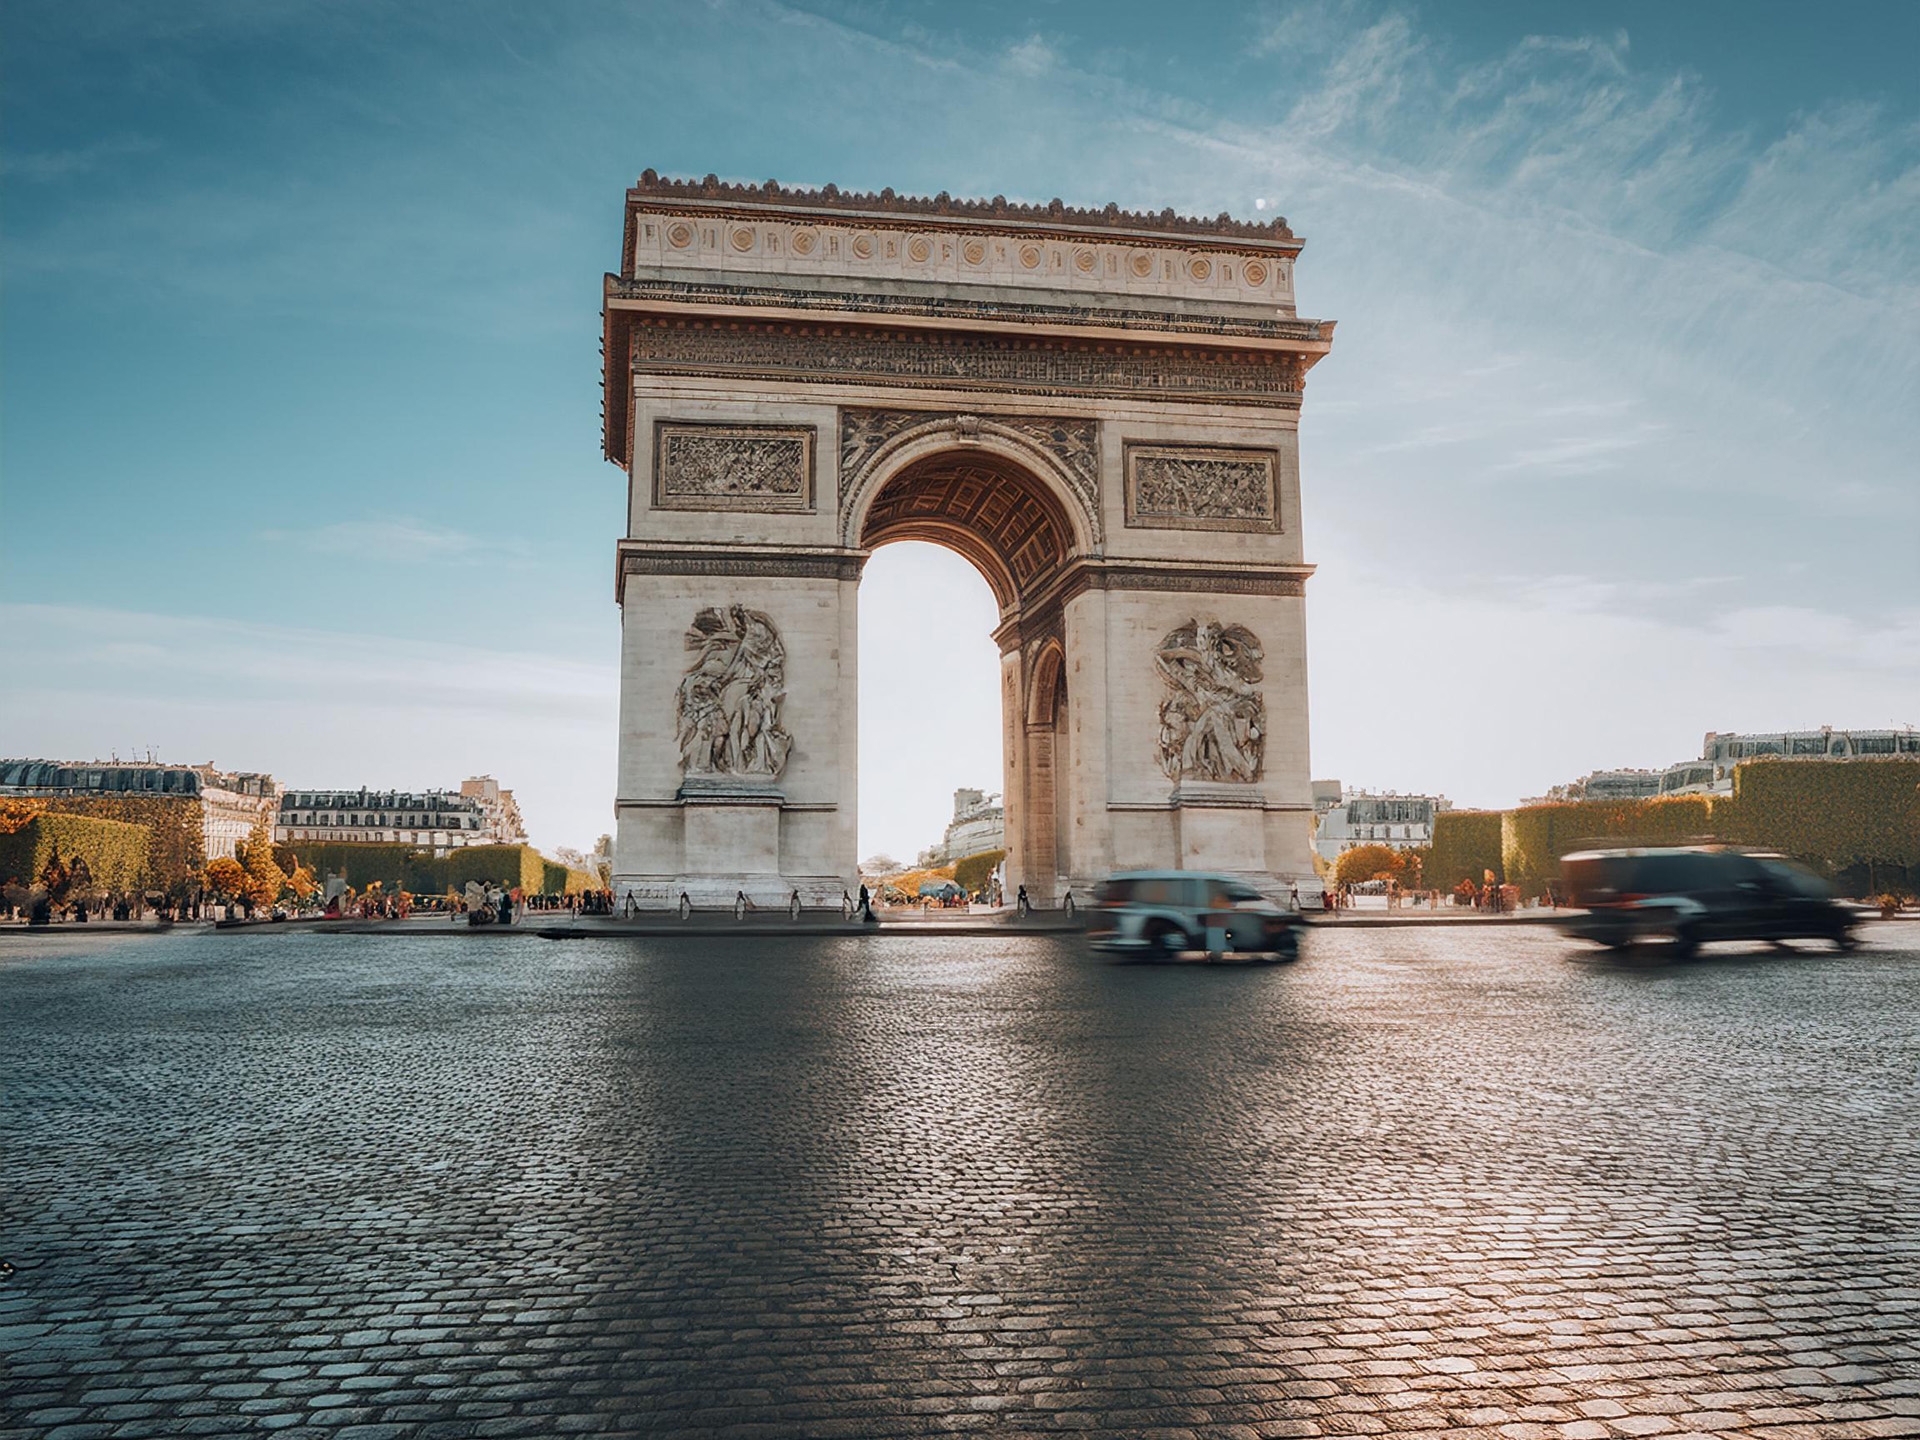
[0,758,278,861]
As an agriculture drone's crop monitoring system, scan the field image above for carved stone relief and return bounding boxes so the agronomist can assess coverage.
[676,606,793,779]
[1125,444,1280,532]
[1155,620,1265,783]
[836,408,1102,542]
[654,422,814,512]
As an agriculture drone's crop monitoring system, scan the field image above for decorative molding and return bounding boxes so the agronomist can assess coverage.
[1124,443,1281,533]
[1079,563,1308,598]
[617,546,865,597]
[608,276,1329,344]
[838,410,924,501]
[837,408,1101,541]
[676,606,793,780]
[653,422,814,512]
[629,169,1297,244]
[1156,619,1266,784]
[631,319,1299,415]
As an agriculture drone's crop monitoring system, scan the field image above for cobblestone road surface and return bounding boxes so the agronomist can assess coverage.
[3,924,1916,1439]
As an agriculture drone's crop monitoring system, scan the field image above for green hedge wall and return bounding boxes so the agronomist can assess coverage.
[44,795,204,892]
[441,845,546,893]
[0,814,150,893]
[1717,758,1920,878]
[1426,812,1504,891]
[953,849,1007,894]
[276,842,555,895]
[1501,796,1717,898]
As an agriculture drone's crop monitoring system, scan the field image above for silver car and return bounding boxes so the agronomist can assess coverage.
[1088,871,1301,961]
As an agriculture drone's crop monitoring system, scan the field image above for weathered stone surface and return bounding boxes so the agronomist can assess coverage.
[3,926,1916,1438]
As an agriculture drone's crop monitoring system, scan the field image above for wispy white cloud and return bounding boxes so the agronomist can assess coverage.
[257,519,531,568]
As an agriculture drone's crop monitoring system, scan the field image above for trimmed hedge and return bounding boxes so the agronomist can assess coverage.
[1717,757,1920,872]
[952,849,1007,894]
[442,845,546,894]
[0,814,150,894]
[43,794,204,892]
[1427,811,1503,891]
[275,842,554,895]
[1501,796,1714,898]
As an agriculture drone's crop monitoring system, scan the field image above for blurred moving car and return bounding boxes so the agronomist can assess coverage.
[1088,871,1301,961]
[1558,847,1859,958]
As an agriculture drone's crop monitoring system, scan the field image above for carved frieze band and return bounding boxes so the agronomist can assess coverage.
[619,550,865,596]
[654,421,814,512]
[610,276,1325,344]
[837,408,1100,540]
[632,321,1304,410]
[1124,443,1280,533]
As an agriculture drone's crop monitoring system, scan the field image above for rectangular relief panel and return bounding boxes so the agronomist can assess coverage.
[1123,442,1281,533]
[653,421,816,512]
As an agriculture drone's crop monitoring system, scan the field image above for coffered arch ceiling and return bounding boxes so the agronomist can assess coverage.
[858,452,1073,611]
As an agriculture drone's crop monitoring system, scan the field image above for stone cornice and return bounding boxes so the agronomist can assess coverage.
[615,542,866,600]
[605,275,1332,346]
[993,557,1316,651]
[627,170,1299,248]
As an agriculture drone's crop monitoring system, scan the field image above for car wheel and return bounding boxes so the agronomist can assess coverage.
[1833,927,1859,952]
[1668,924,1700,960]
[1145,921,1188,959]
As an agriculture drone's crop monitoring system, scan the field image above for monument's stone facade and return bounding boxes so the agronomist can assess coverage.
[603,173,1335,909]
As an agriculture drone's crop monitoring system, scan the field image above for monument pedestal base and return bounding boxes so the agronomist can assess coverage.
[613,781,853,914]
[1171,782,1267,873]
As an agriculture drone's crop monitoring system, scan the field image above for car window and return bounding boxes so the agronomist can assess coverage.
[1632,853,1729,895]
[1223,882,1264,903]
[1760,860,1831,899]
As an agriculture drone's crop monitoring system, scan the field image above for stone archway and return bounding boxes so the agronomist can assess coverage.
[851,443,1084,901]
[603,173,1334,910]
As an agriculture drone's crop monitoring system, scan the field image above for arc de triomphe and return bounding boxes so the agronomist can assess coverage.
[602,172,1335,910]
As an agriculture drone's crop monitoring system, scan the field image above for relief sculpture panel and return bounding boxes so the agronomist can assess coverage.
[654,421,814,512]
[1125,443,1280,533]
[677,606,794,779]
[1156,619,1266,783]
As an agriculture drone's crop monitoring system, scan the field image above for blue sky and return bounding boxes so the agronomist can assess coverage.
[4,0,1916,857]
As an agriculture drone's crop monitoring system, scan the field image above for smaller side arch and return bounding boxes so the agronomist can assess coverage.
[1027,639,1066,729]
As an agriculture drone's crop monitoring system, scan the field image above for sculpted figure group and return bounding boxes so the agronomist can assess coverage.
[676,606,793,779]
[1156,619,1266,783]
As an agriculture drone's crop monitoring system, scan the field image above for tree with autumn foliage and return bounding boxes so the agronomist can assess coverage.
[234,814,286,908]
[1333,843,1407,889]
[202,856,249,903]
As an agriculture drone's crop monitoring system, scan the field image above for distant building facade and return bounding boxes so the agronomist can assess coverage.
[460,775,528,845]
[919,788,1006,867]
[1550,726,1920,802]
[0,759,277,861]
[275,788,489,856]
[1311,783,1451,863]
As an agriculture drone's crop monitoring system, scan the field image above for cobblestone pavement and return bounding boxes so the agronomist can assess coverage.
[3,924,1916,1439]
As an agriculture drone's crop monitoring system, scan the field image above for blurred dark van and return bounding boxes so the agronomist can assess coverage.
[1558,847,1859,957]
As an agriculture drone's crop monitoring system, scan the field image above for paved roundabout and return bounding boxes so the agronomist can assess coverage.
[3,924,1915,1438]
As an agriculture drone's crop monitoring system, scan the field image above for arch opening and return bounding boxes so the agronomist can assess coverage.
[853,448,1080,901]
[857,450,1077,612]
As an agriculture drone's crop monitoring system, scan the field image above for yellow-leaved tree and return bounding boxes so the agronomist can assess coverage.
[234,815,286,906]
[1333,843,1405,889]
[202,856,248,901]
